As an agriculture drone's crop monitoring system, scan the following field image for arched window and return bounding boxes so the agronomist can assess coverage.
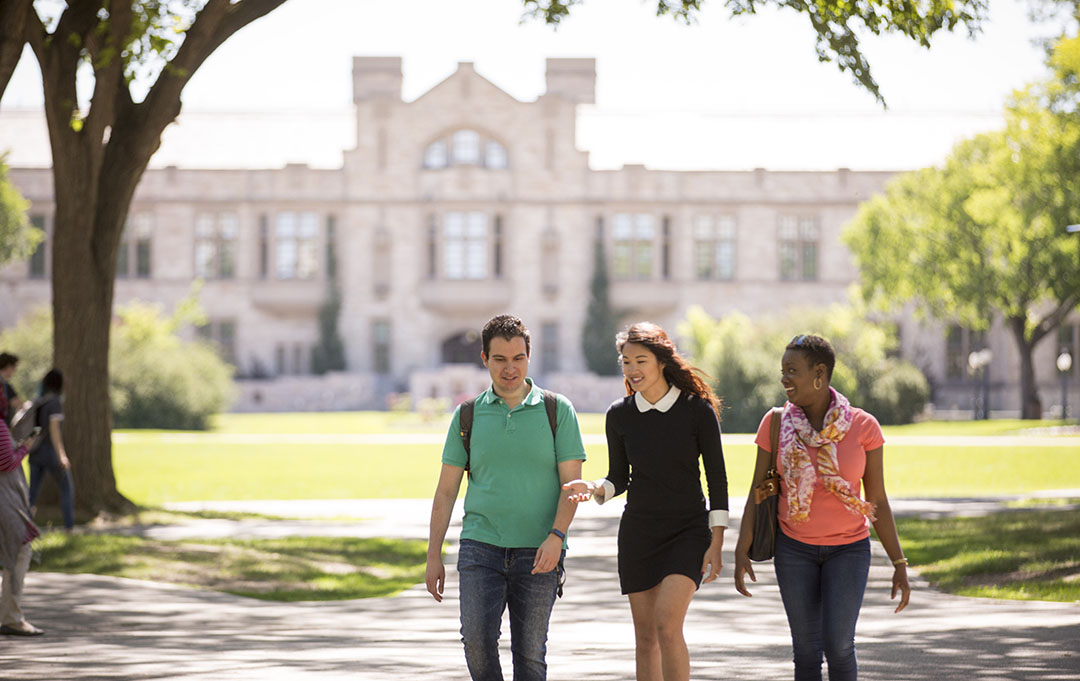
[452,130,480,165]
[422,130,509,169]
[424,141,447,169]
[485,141,508,169]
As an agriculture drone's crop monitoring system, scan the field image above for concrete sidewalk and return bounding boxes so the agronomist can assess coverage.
[2,498,1078,680]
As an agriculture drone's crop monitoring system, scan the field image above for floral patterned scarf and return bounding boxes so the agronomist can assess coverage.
[779,387,876,524]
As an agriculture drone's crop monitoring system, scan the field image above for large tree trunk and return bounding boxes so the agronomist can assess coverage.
[49,157,135,514]
[1009,316,1043,420]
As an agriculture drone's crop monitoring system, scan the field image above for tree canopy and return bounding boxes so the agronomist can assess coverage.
[0,155,42,264]
[843,36,1080,417]
[523,0,988,103]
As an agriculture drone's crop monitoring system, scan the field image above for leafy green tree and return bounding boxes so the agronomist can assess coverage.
[0,1,289,513]
[679,304,929,430]
[0,300,234,431]
[524,0,987,104]
[0,155,42,264]
[843,36,1080,418]
[312,283,346,375]
[582,236,620,375]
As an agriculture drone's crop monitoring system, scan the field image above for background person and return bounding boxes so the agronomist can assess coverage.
[734,334,911,681]
[426,314,587,681]
[0,374,42,636]
[0,353,23,425]
[27,369,74,531]
[564,321,728,681]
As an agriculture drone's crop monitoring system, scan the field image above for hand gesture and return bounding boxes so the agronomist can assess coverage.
[734,550,757,597]
[891,565,911,613]
[425,557,446,603]
[562,479,596,503]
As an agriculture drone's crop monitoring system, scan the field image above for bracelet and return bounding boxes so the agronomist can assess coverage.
[549,528,566,540]
[892,557,909,566]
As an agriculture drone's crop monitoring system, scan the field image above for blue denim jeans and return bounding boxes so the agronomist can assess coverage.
[457,539,563,681]
[28,459,75,530]
[773,530,871,681]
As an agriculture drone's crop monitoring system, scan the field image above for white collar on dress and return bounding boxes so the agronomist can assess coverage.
[634,385,681,413]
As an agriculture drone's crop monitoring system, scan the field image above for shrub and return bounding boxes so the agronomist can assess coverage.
[0,298,234,430]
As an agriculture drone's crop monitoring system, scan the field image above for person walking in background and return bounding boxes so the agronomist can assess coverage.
[426,314,587,681]
[563,321,728,681]
[0,353,23,425]
[27,369,74,532]
[734,334,910,681]
[0,370,42,636]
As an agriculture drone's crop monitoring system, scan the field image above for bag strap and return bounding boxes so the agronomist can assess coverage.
[460,391,560,477]
[459,398,476,473]
[769,406,782,467]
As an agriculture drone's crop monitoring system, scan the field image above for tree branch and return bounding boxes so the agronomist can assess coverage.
[0,0,33,99]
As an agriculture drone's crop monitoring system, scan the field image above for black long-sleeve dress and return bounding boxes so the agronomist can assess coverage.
[605,390,728,594]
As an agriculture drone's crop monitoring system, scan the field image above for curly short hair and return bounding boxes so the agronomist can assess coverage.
[786,334,836,379]
[481,315,531,357]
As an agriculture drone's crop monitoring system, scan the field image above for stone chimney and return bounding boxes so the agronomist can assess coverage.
[352,56,403,102]
[545,58,596,104]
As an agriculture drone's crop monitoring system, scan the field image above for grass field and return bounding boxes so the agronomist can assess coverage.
[35,531,427,601]
[894,505,1080,602]
[109,413,1080,505]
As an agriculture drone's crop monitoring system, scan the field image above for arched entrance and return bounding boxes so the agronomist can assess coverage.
[441,330,483,366]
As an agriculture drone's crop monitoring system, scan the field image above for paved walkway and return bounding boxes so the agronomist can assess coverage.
[2,498,1078,680]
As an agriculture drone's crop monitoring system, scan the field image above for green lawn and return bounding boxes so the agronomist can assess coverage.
[109,413,1080,505]
[35,532,427,601]
[894,506,1080,602]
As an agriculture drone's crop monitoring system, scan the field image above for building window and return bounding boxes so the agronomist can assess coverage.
[423,130,508,169]
[1058,322,1079,378]
[541,322,559,374]
[443,212,488,280]
[275,211,319,280]
[118,213,153,279]
[195,212,237,279]
[661,216,671,281]
[373,320,391,374]
[485,141,508,169]
[28,214,47,279]
[424,141,447,169]
[326,215,338,280]
[452,130,480,165]
[695,215,736,281]
[945,325,987,381]
[778,215,820,281]
[197,319,237,366]
[612,213,655,280]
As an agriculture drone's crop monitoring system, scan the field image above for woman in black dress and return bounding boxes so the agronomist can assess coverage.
[564,322,728,681]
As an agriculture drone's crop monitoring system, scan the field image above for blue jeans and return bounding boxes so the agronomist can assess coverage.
[28,459,75,530]
[457,539,563,681]
[773,530,871,681]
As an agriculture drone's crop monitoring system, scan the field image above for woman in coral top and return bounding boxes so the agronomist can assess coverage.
[734,334,910,681]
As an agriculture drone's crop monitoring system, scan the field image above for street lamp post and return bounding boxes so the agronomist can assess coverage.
[968,348,993,420]
[1058,350,1073,421]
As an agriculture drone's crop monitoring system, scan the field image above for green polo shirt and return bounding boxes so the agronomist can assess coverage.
[442,378,586,548]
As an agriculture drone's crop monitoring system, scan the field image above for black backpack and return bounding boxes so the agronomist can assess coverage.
[459,389,559,477]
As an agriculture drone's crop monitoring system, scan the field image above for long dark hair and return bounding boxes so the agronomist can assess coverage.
[616,322,722,418]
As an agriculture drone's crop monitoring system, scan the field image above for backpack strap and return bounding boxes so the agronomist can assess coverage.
[459,391,561,478]
[542,390,558,443]
[459,398,476,476]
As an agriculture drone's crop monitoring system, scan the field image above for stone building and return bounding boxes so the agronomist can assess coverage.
[1,57,1077,416]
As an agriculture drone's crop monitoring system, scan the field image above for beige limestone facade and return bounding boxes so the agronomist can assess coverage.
[1,57,1077,416]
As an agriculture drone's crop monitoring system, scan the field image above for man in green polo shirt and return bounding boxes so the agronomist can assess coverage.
[426,314,587,681]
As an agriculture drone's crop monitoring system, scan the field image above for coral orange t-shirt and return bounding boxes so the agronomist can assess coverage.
[754,408,885,546]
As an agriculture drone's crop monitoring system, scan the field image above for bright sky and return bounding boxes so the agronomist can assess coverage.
[0,0,1066,171]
